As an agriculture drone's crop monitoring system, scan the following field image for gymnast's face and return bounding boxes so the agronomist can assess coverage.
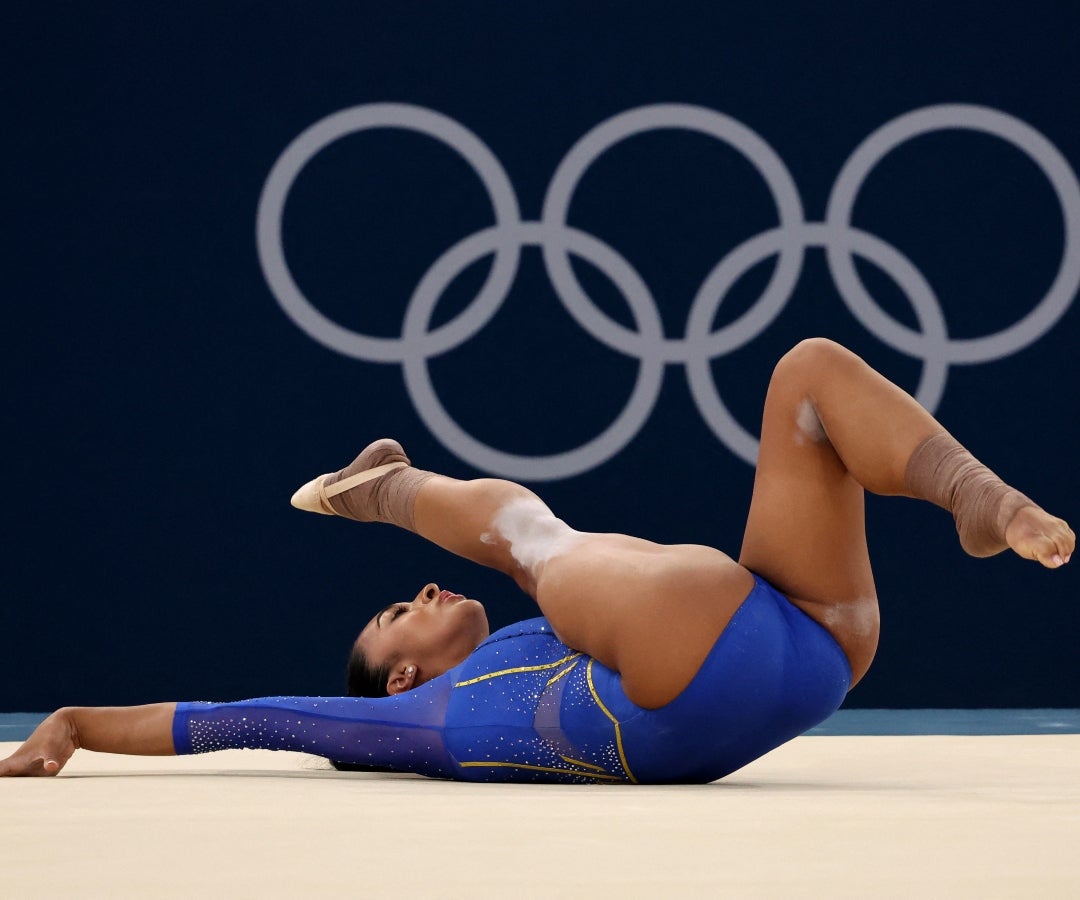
[355,583,490,695]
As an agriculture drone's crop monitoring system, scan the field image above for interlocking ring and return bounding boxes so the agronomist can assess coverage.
[256,102,1080,479]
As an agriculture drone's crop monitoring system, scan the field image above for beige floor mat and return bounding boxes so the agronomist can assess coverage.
[2,735,1077,898]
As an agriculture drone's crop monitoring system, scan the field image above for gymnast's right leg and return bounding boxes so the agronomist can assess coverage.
[765,339,1073,566]
[738,338,1074,687]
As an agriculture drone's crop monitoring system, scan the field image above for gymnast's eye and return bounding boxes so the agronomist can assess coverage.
[389,604,409,621]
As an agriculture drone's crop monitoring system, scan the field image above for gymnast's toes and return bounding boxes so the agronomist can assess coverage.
[1005,506,1075,568]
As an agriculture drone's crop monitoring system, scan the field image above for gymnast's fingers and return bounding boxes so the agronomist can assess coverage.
[0,749,51,777]
[0,715,77,776]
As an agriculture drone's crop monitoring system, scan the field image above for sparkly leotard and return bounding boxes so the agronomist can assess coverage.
[173,576,851,784]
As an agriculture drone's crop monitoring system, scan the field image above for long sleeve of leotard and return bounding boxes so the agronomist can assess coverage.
[172,675,456,778]
[169,619,643,784]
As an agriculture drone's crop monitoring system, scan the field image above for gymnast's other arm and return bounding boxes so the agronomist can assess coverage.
[0,704,176,776]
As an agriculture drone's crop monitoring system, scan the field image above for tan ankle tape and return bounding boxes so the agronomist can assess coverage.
[904,432,1034,557]
[324,462,408,499]
[376,467,435,532]
[326,466,435,532]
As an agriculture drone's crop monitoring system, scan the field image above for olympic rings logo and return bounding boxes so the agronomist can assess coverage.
[256,103,1080,480]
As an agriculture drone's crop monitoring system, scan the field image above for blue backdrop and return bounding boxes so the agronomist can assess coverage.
[6,2,1078,710]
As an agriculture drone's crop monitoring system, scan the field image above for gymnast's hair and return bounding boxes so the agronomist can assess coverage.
[345,643,392,700]
[330,642,393,772]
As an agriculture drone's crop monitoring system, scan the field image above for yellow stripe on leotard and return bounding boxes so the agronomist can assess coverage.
[559,754,607,773]
[586,659,639,784]
[452,650,636,783]
[453,652,582,688]
[545,659,579,687]
[458,761,623,782]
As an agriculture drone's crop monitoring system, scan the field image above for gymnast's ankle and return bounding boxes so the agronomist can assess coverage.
[903,431,1037,557]
[325,439,435,532]
[292,439,435,532]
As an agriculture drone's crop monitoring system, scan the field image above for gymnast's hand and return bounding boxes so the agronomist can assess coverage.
[0,710,78,777]
[1006,506,1075,568]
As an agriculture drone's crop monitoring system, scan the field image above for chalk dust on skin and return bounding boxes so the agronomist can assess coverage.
[795,398,827,446]
[488,498,584,578]
[820,600,879,640]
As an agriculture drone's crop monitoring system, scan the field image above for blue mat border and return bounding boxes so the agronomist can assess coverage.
[807,708,1080,736]
[2,709,1078,743]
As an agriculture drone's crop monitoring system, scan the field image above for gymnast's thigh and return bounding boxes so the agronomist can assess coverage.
[536,536,755,708]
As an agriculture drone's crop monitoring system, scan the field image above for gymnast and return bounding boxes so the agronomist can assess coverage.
[2,339,1073,783]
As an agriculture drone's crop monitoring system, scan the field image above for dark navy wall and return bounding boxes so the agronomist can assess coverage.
[6,3,1078,710]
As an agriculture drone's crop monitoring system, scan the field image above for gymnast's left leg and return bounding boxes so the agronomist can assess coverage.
[291,438,581,596]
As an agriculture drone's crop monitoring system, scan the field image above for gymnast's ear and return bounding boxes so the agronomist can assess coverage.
[386,663,418,696]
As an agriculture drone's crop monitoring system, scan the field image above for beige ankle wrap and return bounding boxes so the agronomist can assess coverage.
[904,432,1034,557]
[322,439,435,532]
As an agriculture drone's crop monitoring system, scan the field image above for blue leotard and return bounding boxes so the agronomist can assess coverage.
[173,576,851,784]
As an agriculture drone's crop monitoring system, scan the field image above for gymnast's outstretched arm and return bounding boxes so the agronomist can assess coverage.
[0,704,176,776]
[1,681,460,778]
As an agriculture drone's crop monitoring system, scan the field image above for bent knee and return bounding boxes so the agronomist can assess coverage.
[771,338,862,392]
[775,337,854,373]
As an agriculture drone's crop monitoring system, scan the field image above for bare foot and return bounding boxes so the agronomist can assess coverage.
[1004,506,1075,568]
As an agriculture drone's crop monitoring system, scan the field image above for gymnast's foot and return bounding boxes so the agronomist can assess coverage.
[290,439,434,531]
[905,433,1074,565]
[1004,505,1075,568]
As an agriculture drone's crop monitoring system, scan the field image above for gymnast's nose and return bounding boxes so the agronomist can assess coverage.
[418,583,439,604]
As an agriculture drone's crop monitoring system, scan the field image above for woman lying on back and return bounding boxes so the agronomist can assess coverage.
[2,340,1072,783]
